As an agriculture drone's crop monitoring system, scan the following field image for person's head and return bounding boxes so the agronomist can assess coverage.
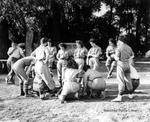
[11,41,17,47]
[40,37,48,46]
[117,36,125,46]
[66,57,78,69]
[75,40,84,48]
[48,38,52,47]
[89,38,96,47]
[108,38,116,46]
[59,43,67,50]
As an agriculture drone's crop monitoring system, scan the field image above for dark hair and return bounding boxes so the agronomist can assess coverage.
[67,57,78,69]
[89,38,95,43]
[108,38,116,46]
[48,38,54,46]
[76,40,84,48]
[59,43,67,49]
[40,37,48,44]
[11,41,17,44]
[118,36,125,43]
[48,38,52,42]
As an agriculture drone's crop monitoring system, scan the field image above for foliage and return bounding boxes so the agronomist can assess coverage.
[0,0,150,54]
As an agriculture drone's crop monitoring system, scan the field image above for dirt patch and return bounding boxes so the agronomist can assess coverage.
[0,79,150,122]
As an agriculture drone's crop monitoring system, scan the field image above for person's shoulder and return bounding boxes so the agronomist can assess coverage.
[8,47,13,50]
[17,46,23,51]
[106,45,111,50]
[96,45,101,49]
[57,49,62,53]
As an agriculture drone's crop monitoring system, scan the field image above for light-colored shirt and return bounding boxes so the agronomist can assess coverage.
[63,68,80,83]
[56,50,68,60]
[115,43,134,62]
[74,47,88,59]
[106,45,116,58]
[31,45,49,61]
[7,46,24,59]
[88,46,102,58]
[47,46,57,59]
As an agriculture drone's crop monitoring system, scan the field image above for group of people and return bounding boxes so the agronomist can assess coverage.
[5,35,140,103]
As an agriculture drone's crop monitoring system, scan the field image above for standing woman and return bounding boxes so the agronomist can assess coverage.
[86,38,102,71]
[47,39,57,70]
[31,37,55,98]
[105,38,117,79]
[112,36,134,102]
[74,40,88,71]
[56,43,69,87]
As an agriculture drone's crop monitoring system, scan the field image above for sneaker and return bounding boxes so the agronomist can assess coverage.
[128,94,134,99]
[58,95,66,104]
[111,95,122,102]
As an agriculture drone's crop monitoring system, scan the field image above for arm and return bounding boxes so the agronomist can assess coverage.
[114,48,120,61]
[53,47,57,56]
[56,50,60,60]
[19,47,25,57]
[7,47,16,56]
[31,49,36,57]
[44,48,49,63]
[106,47,110,58]
[87,49,92,57]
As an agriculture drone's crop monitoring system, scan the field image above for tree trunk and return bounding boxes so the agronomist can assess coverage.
[135,6,141,54]
[0,19,9,59]
[25,28,34,56]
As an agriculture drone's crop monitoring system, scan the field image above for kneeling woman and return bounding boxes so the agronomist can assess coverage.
[83,66,106,98]
[58,58,83,103]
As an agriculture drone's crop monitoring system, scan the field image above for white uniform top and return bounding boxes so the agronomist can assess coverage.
[47,46,57,59]
[31,45,49,61]
[7,46,24,59]
[88,46,102,58]
[74,47,88,59]
[106,45,116,58]
[63,68,80,83]
[56,50,68,60]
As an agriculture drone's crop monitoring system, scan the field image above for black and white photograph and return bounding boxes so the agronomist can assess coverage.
[0,0,150,122]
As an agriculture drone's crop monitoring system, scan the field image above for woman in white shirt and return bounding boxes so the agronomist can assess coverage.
[56,43,69,87]
[31,37,55,99]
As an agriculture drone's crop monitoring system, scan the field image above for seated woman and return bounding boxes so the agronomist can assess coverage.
[58,58,83,103]
[83,66,106,98]
[10,56,35,97]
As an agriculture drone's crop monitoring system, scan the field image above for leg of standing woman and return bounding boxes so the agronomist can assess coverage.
[57,60,63,87]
